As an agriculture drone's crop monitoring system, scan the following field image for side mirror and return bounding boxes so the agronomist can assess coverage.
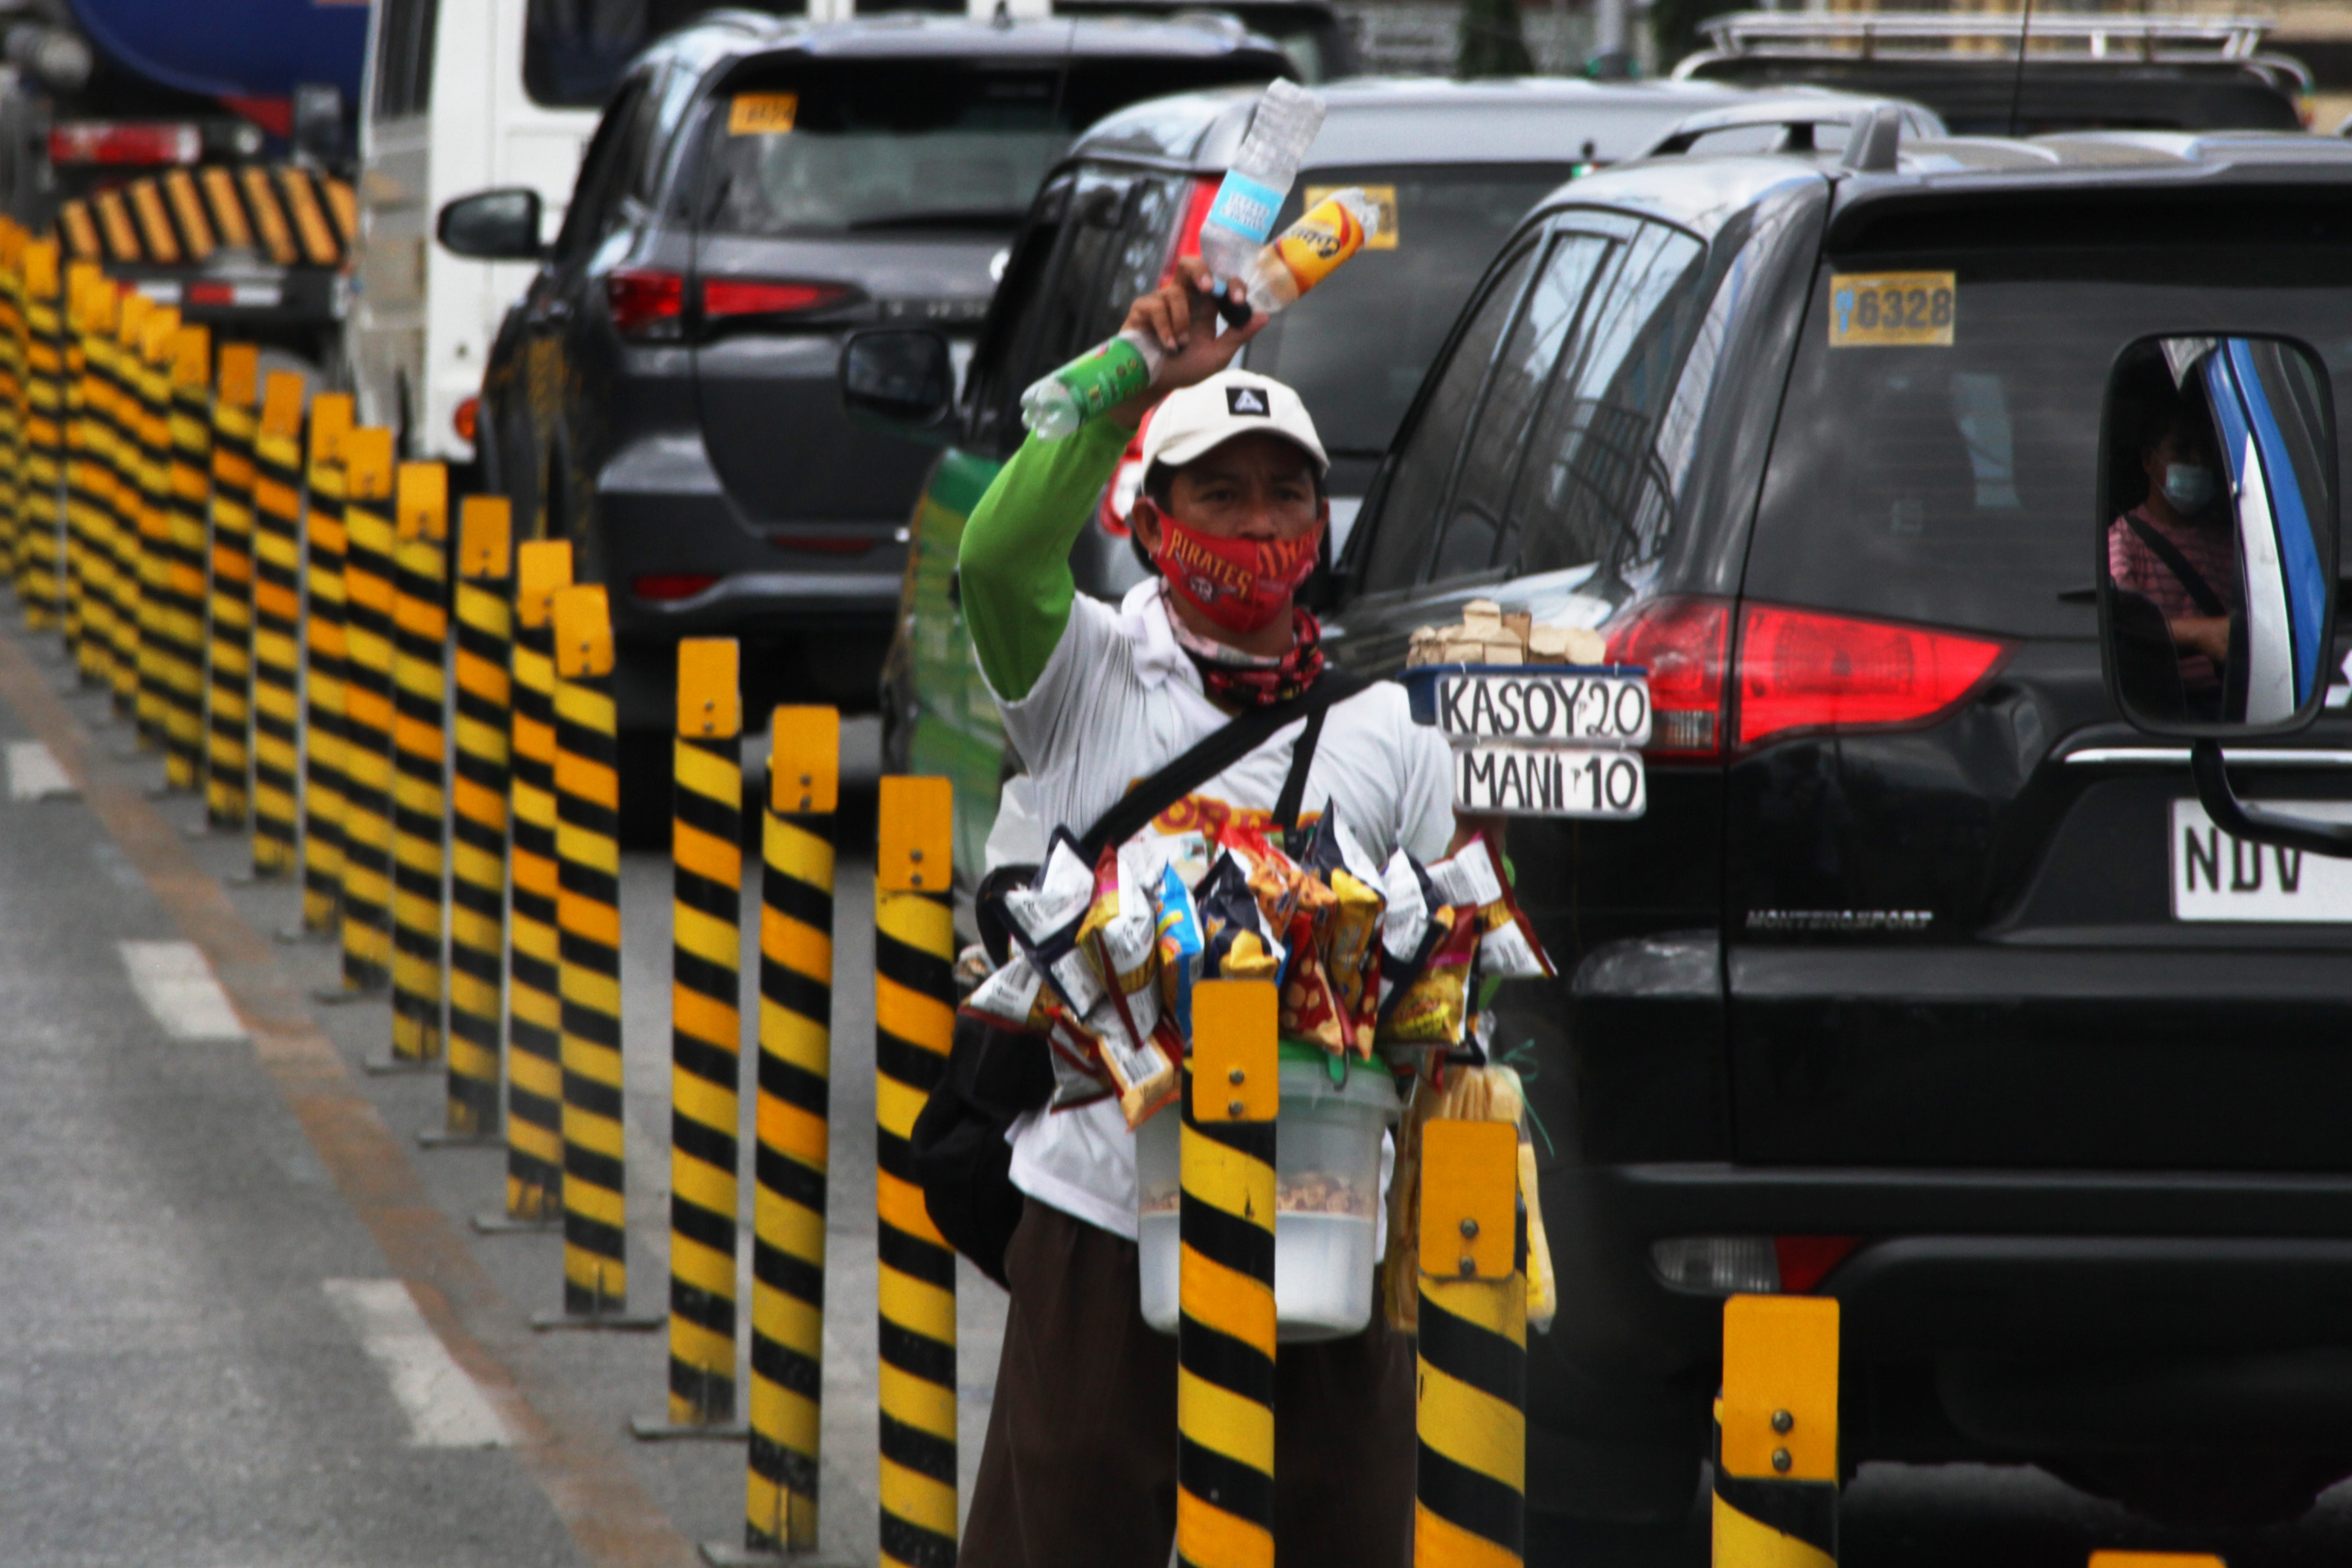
[840,328,955,429]
[437,188,546,262]
[291,82,344,166]
[2099,333,2347,853]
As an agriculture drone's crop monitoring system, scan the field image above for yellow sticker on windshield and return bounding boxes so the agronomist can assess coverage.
[1829,272,1955,347]
[728,93,798,136]
[1307,184,1396,250]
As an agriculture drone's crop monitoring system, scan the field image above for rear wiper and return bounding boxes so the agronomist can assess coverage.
[847,210,1028,231]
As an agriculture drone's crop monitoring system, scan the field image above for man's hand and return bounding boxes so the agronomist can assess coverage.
[2172,615,2232,661]
[1110,256,1267,427]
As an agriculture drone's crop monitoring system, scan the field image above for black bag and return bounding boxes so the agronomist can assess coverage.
[909,670,1367,1286]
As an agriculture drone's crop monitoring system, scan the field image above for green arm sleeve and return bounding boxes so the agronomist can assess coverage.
[958,417,1134,702]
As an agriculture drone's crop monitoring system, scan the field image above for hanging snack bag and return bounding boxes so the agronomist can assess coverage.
[1040,1002,1115,1112]
[1429,834,1556,981]
[962,953,1051,1034]
[1303,817,1388,1056]
[996,830,1108,1016]
[1077,845,1179,1126]
[1375,847,1443,1026]
[1375,904,1479,1047]
[1197,852,1284,983]
[1155,862,1205,1041]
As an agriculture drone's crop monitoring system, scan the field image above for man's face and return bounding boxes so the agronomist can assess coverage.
[1131,432,1328,553]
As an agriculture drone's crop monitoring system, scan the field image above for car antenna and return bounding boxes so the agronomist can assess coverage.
[2004,0,2035,138]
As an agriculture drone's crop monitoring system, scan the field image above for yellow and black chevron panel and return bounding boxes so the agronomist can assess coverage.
[874,774,956,1568]
[246,371,305,877]
[445,496,512,1138]
[553,583,630,1316]
[745,704,838,1554]
[201,342,257,826]
[20,239,63,630]
[389,461,450,1064]
[129,303,174,750]
[1177,979,1279,1568]
[163,323,210,791]
[1714,1294,1839,1568]
[298,394,354,932]
[1414,1118,1526,1568]
[667,637,742,1425]
[503,540,572,1222]
[61,261,103,679]
[338,427,400,994]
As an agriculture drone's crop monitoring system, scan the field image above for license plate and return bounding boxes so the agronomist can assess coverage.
[1454,742,1646,819]
[1435,670,1650,747]
[2172,798,2352,921]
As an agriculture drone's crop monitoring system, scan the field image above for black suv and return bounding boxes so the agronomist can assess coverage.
[442,12,1289,817]
[1322,125,2352,1538]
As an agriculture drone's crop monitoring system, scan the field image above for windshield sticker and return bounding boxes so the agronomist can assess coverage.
[1829,272,1955,348]
[728,93,798,136]
[1308,184,1396,249]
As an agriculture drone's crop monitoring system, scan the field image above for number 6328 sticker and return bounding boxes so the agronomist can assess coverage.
[1829,271,1955,348]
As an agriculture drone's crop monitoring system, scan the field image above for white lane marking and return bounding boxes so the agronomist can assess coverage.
[118,941,248,1041]
[6,740,74,801]
[323,1279,513,1449]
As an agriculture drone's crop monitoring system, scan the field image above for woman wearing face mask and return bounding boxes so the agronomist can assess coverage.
[2108,393,2240,704]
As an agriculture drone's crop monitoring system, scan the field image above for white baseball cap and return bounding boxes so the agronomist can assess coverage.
[1139,368,1328,478]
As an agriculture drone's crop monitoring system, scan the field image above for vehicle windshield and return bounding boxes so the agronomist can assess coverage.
[1243,165,1573,454]
[1748,220,2352,639]
[702,59,1281,237]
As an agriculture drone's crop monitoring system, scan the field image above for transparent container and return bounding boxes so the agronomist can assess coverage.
[1137,1045,1399,1343]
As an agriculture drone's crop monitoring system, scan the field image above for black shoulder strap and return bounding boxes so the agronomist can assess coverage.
[2124,512,2227,618]
[1078,670,1370,859]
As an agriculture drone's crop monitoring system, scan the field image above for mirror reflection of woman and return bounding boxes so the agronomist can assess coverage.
[2108,393,2240,703]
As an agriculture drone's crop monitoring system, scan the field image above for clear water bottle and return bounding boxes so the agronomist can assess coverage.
[1018,329,1167,441]
[1241,187,1379,316]
[1196,80,1328,286]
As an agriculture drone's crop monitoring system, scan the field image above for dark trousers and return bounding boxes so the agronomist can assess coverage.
[962,1198,1416,1568]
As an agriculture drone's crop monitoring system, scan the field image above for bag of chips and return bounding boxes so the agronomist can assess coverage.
[1428,834,1555,981]
[996,830,1110,1015]
[1154,862,1205,1041]
[1197,852,1284,983]
[1039,1001,1115,1113]
[1375,904,1479,1047]
[961,953,1050,1034]
[1302,817,1387,1056]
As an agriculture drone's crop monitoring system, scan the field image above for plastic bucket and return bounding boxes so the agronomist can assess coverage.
[1137,1044,1401,1343]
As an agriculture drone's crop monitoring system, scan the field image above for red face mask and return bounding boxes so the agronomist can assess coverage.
[1149,510,1324,634]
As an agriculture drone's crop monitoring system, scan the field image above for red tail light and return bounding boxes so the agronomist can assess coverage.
[606,269,685,340]
[49,121,200,165]
[632,573,718,602]
[701,278,850,319]
[184,281,234,306]
[1173,175,1222,268]
[1737,605,2006,749]
[1773,1235,1862,1293]
[1603,596,1730,759]
[452,397,480,444]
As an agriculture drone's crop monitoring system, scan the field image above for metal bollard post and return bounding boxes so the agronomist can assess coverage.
[163,323,210,792]
[1714,1294,1839,1568]
[481,539,571,1229]
[201,343,259,827]
[874,775,957,1568]
[1415,1119,1527,1567]
[245,371,306,878]
[638,637,746,1435]
[297,394,355,933]
[732,704,840,1556]
[438,495,512,1143]
[387,460,450,1064]
[333,427,400,999]
[108,292,150,724]
[1177,979,1279,1568]
[20,238,61,634]
[540,581,657,1328]
[63,262,103,683]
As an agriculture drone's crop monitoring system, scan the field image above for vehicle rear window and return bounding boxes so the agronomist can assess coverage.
[700,59,1278,237]
[1747,241,2352,638]
[1243,165,1575,457]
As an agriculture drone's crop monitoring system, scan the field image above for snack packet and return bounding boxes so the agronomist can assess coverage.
[1375,848,1441,1026]
[1077,844,1165,1066]
[1082,994,1179,1127]
[1303,817,1387,1055]
[961,953,1050,1034]
[996,830,1110,1014]
[1280,935,1350,1054]
[1429,834,1556,981]
[1375,904,1478,1046]
[1154,862,1205,1041]
[1039,1002,1115,1112]
[1197,853,1284,983]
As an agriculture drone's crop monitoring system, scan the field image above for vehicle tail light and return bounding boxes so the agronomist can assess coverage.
[1736,604,2005,749]
[1603,595,1730,759]
[632,573,718,602]
[606,268,685,340]
[184,281,234,306]
[452,396,479,444]
[1171,175,1222,269]
[701,277,851,320]
[48,121,201,165]
[1774,1235,1862,1293]
[1650,1235,1862,1295]
[1097,406,1156,537]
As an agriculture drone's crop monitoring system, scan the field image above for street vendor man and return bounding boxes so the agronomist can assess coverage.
[957,255,1458,1566]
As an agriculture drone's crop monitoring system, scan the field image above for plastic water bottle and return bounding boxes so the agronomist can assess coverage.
[1018,329,1166,441]
[1197,80,1328,286]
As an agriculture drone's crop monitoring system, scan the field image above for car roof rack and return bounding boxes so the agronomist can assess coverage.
[1639,91,1937,159]
[1686,10,2274,65]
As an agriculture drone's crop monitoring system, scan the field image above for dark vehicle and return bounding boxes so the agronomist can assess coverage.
[1312,126,2352,1543]
[862,74,1757,878]
[444,13,1292,821]
[1676,11,2310,135]
[1054,0,1358,82]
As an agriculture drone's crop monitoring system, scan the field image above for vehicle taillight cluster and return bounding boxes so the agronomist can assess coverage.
[1603,595,2007,760]
[606,270,853,341]
[48,121,201,166]
[606,269,686,340]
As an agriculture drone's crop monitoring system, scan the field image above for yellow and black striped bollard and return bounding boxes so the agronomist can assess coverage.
[436,495,512,1144]
[334,427,400,998]
[540,583,657,1328]
[20,238,62,632]
[387,461,451,1065]
[109,293,151,725]
[297,394,354,934]
[1714,1294,1839,1568]
[638,637,745,1433]
[203,344,260,828]
[246,371,306,878]
[0,225,24,603]
[1415,1117,1527,1567]
[874,774,957,1568]
[131,304,177,752]
[163,322,210,792]
[1178,979,1279,1568]
[479,539,571,1230]
[62,262,105,683]
[741,705,840,1555]
[74,274,121,699]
